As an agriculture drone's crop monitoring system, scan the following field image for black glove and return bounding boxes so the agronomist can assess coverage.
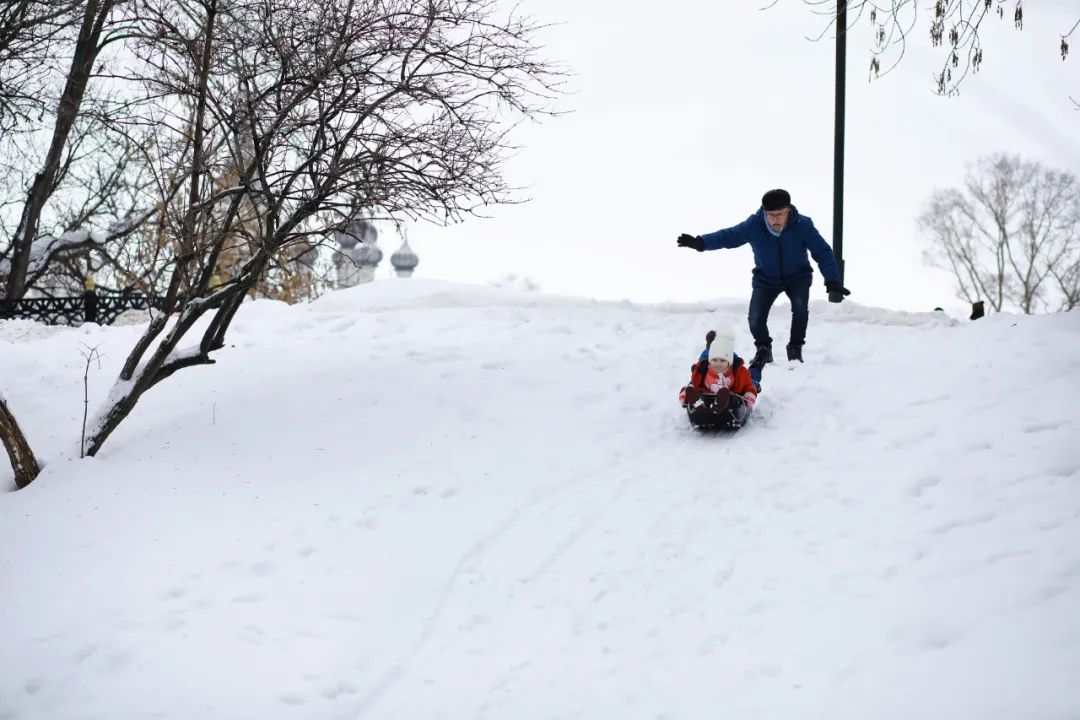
[677,233,704,252]
[826,281,851,303]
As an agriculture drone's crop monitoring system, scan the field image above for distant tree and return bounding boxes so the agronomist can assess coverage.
[920,154,1080,314]
[785,1,1075,96]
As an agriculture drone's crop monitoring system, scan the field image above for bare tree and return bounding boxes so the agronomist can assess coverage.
[786,1,1075,96]
[82,0,563,455]
[0,0,190,303]
[921,154,1080,314]
[0,0,140,300]
[1050,254,1080,311]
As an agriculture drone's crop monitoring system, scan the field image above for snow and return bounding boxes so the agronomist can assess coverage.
[0,230,92,277]
[1,279,1078,720]
[0,218,138,278]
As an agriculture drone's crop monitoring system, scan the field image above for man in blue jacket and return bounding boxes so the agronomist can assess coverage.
[677,189,850,367]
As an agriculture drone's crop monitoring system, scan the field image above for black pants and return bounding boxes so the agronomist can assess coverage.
[748,283,810,349]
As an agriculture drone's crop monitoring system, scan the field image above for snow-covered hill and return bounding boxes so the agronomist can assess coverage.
[2,281,1078,720]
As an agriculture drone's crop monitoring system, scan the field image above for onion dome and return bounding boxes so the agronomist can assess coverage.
[391,238,419,276]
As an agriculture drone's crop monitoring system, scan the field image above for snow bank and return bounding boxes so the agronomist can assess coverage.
[1,281,1077,720]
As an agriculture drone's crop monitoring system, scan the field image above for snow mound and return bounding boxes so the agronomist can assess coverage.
[1,283,1078,720]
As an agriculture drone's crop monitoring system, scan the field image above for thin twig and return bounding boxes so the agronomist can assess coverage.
[80,343,103,458]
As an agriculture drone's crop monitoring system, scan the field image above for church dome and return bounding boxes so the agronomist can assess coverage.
[391,239,419,275]
[360,241,383,267]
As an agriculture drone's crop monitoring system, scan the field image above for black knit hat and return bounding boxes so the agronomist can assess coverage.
[761,189,791,211]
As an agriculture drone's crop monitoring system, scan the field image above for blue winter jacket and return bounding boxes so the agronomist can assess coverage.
[699,205,841,290]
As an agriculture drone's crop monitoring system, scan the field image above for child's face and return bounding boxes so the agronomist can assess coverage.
[709,357,730,373]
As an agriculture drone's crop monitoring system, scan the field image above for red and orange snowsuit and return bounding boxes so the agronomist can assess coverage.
[679,358,758,408]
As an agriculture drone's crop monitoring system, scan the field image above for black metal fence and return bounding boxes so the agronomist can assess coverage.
[0,287,164,326]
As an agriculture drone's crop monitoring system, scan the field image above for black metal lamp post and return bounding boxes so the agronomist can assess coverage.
[829,0,847,304]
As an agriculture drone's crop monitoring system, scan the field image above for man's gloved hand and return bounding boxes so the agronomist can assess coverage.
[705,330,716,345]
[826,281,851,304]
[677,233,704,252]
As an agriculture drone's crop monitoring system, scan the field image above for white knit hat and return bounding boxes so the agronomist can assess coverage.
[708,329,735,363]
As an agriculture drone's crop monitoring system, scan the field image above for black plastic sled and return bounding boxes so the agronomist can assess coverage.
[683,386,751,432]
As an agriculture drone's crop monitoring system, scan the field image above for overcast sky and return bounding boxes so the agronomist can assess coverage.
[388,1,1079,315]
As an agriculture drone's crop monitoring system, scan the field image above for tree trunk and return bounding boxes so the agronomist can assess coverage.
[0,395,40,489]
[85,270,255,457]
[84,381,143,458]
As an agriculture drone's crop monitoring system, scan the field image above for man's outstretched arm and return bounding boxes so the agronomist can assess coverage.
[700,216,755,251]
[803,218,842,285]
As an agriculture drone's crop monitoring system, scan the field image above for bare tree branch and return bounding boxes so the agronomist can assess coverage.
[0,0,84,133]
[783,2,1072,96]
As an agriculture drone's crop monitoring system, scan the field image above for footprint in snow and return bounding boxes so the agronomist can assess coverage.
[236,625,265,643]
[890,429,935,449]
[321,681,358,700]
[249,561,275,577]
[1023,420,1067,434]
[161,587,188,601]
[571,391,605,406]
[909,474,941,498]
[279,693,306,705]
[696,633,729,657]
[1040,585,1068,601]
[159,615,188,633]
[931,511,996,535]
[104,652,134,671]
[329,319,356,333]
[73,645,98,663]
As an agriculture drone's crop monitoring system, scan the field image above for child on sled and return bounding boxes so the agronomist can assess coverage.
[679,329,759,428]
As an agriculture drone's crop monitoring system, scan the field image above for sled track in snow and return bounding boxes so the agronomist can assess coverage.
[352,438,671,717]
[355,401,790,717]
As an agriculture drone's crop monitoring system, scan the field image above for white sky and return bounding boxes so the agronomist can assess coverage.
[390,0,1079,315]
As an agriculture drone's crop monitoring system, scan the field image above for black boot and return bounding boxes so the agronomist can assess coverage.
[786,343,803,362]
[750,345,773,370]
[683,385,702,406]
